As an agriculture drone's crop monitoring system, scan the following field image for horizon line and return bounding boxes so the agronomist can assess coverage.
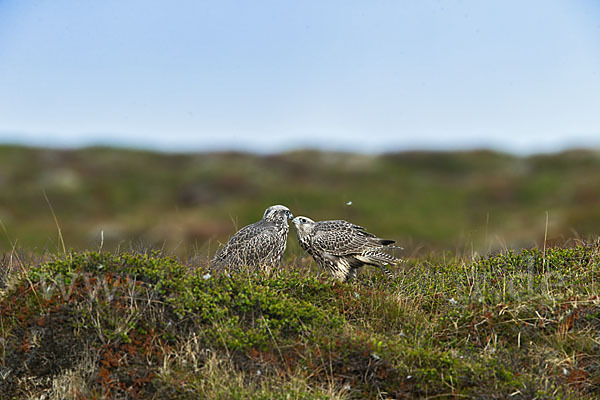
[1,139,599,158]
[2,129,600,156]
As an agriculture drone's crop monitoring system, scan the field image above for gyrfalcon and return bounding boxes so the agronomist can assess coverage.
[292,216,401,282]
[211,205,293,270]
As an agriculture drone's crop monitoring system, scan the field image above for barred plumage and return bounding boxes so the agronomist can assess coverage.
[292,216,401,282]
[211,205,293,271]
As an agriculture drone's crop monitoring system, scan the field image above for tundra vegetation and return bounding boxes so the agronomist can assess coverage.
[0,244,599,399]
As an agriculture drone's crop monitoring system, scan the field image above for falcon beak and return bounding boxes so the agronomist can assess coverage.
[287,210,294,220]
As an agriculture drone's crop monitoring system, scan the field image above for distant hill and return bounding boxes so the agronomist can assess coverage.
[1,145,599,257]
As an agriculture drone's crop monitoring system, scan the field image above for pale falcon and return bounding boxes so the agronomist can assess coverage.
[292,216,401,282]
[211,205,293,270]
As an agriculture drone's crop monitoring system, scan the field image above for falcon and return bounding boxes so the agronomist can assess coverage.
[211,205,293,270]
[292,216,401,282]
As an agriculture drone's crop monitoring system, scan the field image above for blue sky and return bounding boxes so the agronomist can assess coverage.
[0,0,599,153]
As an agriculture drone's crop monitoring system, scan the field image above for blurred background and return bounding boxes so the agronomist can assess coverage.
[1,1,599,258]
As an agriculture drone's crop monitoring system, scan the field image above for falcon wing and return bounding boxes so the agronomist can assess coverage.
[311,220,388,256]
[216,220,281,266]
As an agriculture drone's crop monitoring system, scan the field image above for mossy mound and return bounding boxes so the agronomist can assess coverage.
[1,244,599,399]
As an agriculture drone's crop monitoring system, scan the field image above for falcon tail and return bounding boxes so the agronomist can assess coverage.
[378,264,395,279]
[359,250,402,265]
[355,249,403,279]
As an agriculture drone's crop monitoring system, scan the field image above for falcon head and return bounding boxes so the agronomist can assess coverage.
[292,216,316,236]
[263,205,294,222]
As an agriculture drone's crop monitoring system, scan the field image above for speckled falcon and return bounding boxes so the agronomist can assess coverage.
[211,205,293,270]
[292,216,401,282]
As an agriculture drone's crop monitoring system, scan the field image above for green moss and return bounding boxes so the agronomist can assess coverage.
[1,245,599,398]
